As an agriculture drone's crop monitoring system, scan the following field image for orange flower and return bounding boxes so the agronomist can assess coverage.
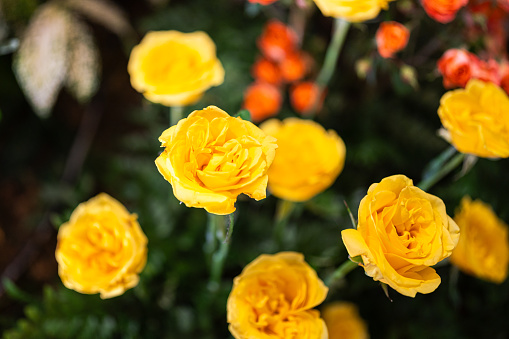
[280,51,311,83]
[437,49,478,88]
[252,57,282,85]
[499,0,509,12]
[375,21,409,59]
[500,62,509,95]
[290,81,324,114]
[248,0,278,4]
[421,0,468,23]
[243,82,282,122]
[474,59,501,86]
[257,20,298,62]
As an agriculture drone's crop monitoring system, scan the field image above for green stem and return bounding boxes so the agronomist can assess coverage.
[316,18,351,87]
[274,199,296,248]
[325,259,359,287]
[418,152,466,191]
[170,106,184,126]
[208,213,235,291]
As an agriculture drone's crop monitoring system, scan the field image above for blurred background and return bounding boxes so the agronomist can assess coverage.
[1,0,509,338]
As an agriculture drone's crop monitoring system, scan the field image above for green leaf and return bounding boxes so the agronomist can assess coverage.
[234,109,251,122]
[3,279,34,304]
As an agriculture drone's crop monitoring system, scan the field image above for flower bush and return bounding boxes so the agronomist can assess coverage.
[2,0,509,338]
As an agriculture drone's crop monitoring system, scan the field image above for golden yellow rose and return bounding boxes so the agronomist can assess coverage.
[450,197,509,284]
[155,106,278,215]
[260,118,346,202]
[438,79,509,158]
[312,0,395,22]
[55,193,148,299]
[341,175,460,297]
[322,302,369,339]
[227,252,329,339]
[128,30,224,107]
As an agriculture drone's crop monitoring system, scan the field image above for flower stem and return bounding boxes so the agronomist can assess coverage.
[207,213,235,292]
[418,148,466,191]
[170,106,184,126]
[325,259,359,287]
[274,199,296,248]
[316,18,351,87]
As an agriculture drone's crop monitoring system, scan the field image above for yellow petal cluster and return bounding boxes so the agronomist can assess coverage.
[312,0,395,22]
[227,252,329,339]
[450,197,509,284]
[55,193,148,299]
[322,302,369,339]
[128,30,224,107]
[155,106,278,215]
[341,175,460,297]
[438,79,509,158]
[260,118,345,202]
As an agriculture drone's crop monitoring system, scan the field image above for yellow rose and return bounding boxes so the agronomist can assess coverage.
[312,0,395,22]
[155,106,278,215]
[128,30,224,107]
[260,118,346,202]
[438,79,509,158]
[55,193,148,299]
[227,252,329,339]
[322,302,369,339]
[450,197,509,284]
[341,175,460,297]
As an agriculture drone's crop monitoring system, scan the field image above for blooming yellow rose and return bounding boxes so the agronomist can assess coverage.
[260,118,346,202]
[155,106,278,215]
[128,30,224,107]
[322,302,369,339]
[227,252,329,339]
[312,0,395,22]
[450,197,509,284]
[341,175,460,297]
[438,79,509,158]
[55,193,148,299]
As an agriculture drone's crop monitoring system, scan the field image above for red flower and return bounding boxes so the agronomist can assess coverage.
[421,0,469,23]
[248,0,278,4]
[290,81,324,114]
[252,57,282,85]
[242,82,282,122]
[375,21,410,58]
[438,49,478,88]
[257,20,298,62]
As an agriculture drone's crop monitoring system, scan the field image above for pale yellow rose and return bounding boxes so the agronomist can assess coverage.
[341,175,460,297]
[450,197,509,284]
[55,193,148,299]
[128,30,224,106]
[227,252,329,339]
[322,302,369,339]
[260,118,345,202]
[438,79,509,158]
[155,106,278,215]
[312,0,395,22]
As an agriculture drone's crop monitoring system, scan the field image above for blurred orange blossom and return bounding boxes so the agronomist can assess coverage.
[242,82,282,122]
[375,21,409,58]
